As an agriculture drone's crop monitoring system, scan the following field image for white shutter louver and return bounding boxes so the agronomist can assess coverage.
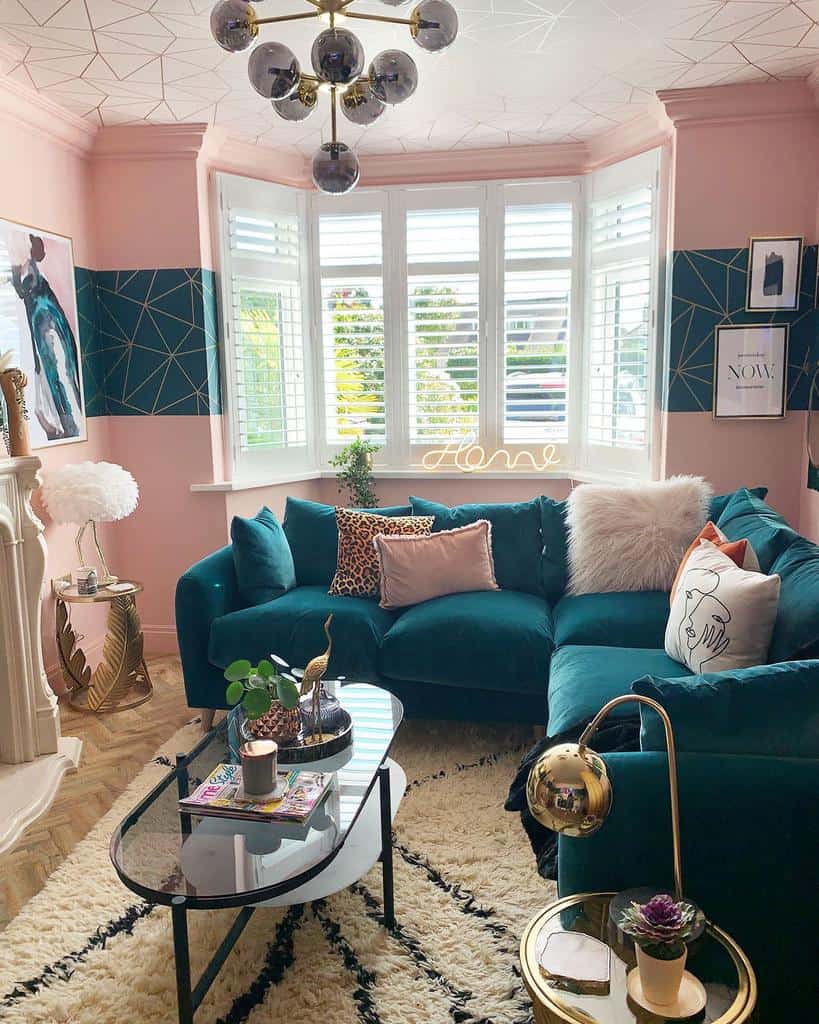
[588,186,653,452]
[319,212,386,444]
[407,208,480,443]
[503,203,572,444]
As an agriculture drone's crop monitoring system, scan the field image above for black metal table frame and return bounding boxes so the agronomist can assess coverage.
[110,726,397,1024]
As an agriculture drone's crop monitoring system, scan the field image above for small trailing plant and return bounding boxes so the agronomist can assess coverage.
[619,894,699,960]
[224,656,300,720]
[330,438,380,508]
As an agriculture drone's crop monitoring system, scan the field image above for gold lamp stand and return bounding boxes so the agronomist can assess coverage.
[75,518,118,585]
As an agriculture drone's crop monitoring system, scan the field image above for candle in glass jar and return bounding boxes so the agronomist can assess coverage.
[240,739,278,798]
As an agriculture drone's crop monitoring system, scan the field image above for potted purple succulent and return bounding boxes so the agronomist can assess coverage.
[620,894,699,1006]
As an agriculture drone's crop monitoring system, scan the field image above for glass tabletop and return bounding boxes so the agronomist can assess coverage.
[110,683,403,908]
[522,893,756,1024]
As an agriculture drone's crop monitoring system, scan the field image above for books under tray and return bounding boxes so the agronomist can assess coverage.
[179,762,331,825]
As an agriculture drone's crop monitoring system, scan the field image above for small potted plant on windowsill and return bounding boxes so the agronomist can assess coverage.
[330,438,380,508]
[620,894,699,1006]
[224,657,301,746]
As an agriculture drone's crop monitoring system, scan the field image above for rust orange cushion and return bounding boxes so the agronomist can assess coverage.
[329,508,434,598]
[670,521,759,603]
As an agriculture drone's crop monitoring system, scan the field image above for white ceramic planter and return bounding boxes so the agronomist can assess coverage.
[636,944,688,1005]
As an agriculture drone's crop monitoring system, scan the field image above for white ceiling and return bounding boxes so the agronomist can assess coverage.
[1,0,819,155]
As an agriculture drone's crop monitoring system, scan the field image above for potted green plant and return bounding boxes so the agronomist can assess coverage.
[224,657,301,745]
[620,894,699,1006]
[330,438,380,508]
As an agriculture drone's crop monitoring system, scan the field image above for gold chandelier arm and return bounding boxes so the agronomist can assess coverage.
[579,693,683,903]
[344,10,418,27]
[255,10,322,26]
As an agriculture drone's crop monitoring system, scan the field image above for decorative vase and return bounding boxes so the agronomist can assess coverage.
[240,700,300,747]
[636,944,687,1006]
[299,684,344,737]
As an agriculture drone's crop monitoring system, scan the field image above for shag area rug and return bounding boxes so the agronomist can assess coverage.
[0,716,553,1023]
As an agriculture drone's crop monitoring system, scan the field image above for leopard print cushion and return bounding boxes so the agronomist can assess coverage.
[329,508,434,598]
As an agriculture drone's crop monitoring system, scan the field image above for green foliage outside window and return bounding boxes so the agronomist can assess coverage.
[239,288,286,450]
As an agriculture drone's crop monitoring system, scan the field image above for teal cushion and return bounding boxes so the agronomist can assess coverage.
[768,537,819,661]
[540,497,568,603]
[553,592,670,649]
[410,495,543,594]
[716,488,797,572]
[230,507,295,606]
[633,661,819,758]
[282,498,412,586]
[548,646,690,735]
[209,585,396,682]
[380,590,553,694]
[708,486,768,522]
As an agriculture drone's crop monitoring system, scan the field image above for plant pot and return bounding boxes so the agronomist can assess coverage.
[636,944,687,1006]
[239,700,300,747]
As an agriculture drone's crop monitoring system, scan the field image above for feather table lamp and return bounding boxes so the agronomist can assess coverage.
[42,461,139,585]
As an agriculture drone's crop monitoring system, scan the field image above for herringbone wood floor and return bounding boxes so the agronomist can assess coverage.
[0,656,195,931]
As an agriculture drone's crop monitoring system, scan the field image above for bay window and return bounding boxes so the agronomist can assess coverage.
[216,148,662,483]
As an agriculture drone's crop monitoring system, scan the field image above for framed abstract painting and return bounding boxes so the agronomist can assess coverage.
[0,218,86,448]
[746,235,803,312]
[713,323,788,420]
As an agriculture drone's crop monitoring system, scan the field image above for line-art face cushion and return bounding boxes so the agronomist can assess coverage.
[669,520,759,604]
[329,508,434,598]
[665,539,780,674]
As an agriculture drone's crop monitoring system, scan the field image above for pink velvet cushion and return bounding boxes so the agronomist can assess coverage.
[372,519,499,609]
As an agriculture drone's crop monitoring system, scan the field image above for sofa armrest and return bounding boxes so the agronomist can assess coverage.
[175,545,240,710]
[558,751,819,1018]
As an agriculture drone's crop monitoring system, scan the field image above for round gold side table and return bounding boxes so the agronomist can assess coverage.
[54,578,153,713]
[520,893,757,1024]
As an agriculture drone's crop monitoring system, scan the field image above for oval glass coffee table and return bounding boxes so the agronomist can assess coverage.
[520,893,757,1023]
[110,683,403,1024]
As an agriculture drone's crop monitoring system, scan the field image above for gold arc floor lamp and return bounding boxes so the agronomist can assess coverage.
[526,693,684,901]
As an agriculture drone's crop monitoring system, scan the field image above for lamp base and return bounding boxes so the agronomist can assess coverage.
[609,887,706,945]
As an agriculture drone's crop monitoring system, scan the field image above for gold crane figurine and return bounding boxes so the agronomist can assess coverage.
[300,614,333,743]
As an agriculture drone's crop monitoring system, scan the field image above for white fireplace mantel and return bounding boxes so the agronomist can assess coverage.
[0,455,81,854]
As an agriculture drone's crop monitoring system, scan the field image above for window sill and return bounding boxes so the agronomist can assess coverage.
[190,466,649,493]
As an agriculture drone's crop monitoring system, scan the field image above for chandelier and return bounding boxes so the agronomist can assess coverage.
[209,0,458,194]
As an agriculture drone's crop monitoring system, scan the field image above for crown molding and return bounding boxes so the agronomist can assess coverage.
[586,100,672,170]
[0,72,97,156]
[201,126,310,186]
[91,123,210,161]
[658,79,819,128]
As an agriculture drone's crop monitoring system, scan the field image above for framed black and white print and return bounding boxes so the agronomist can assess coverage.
[746,235,803,312]
[713,324,788,419]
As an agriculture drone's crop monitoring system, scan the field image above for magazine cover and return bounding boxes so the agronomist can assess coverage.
[179,763,331,824]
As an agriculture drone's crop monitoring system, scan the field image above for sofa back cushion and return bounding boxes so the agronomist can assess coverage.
[230,506,295,606]
[708,486,768,522]
[282,497,412,586]
[768,537,819,661]
[539,497,569,604]
[715,488,797,572]
[409,495,543,594]
[633,660,819,758]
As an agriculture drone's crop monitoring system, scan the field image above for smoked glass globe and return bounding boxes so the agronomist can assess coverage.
[273,80,318,121]
[311,28,364,86]
[368,49,418,105]
[340,82,386,126]
[210,0,257,52]
[312,142,360,195]
[412,0,458,52]
[248,41,300,100]
[380,0,411,6]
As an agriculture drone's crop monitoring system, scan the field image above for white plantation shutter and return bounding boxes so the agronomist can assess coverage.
[406,207,480,444]
[218,175,311,477]
[585,151,659,474]
[318,211,386,445]
[503,202,573,444]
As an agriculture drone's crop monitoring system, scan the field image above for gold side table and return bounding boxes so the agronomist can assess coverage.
[53,578,153,713]
[520,893,757,1024]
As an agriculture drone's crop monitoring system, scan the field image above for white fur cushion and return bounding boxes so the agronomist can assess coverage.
[566,476,712,594]
[665,539,780,673]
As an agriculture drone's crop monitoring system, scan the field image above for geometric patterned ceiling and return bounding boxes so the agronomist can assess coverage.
[1,0,819,155]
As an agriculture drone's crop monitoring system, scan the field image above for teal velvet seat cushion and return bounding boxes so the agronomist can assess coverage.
[768,537,819,661]
[708,486,767,522]
[282,497,412,586]
[379,590,553,694]
[633,660,819,758]
[539,497,568,604]
[208,586,396,682]
[553,591,670,649]
[547,646,690,736]
[230,506,295,606]
[409,496,543,594]
[716,488,797,572]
